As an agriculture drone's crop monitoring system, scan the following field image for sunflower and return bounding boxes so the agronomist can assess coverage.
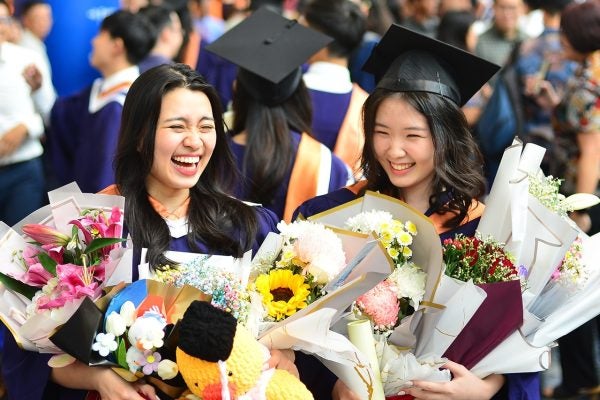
[254,269,311,321]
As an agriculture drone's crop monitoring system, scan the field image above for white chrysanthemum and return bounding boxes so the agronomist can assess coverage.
[120,301,136,327]
[106,311,126,337]
[127,315,166,350]
[388,262,427,307]
[157,359,179,380]
[345,210,394,234]
[288,221,346,284]
[92,332,118,357]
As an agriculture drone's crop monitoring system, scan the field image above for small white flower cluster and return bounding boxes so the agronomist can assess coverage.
[345,210,395,235]
[92,301,178,380]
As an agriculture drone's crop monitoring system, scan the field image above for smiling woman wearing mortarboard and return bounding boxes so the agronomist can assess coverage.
[205,7,354,223]
[294,24,541,400]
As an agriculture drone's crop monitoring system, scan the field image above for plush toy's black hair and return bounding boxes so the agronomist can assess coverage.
[178,301,237,362]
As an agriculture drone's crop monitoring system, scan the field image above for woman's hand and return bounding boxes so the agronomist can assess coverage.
[332,379,360,400]
[93,368,157,400]
[51,361,157,400]
[267,349,299,378]
[399,361,504,400]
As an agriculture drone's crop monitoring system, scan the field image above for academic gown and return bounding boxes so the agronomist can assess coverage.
[308,89,352,151]
[229,130,352,221]
[196,38,238,109]
[1,206,278,400]
[294,186,541,400]
[47,88,124,193]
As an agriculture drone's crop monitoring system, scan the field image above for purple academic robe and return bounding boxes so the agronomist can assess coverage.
[47,87,124,193]
[196,39,238,109]
[294,188,541,400]
[1,206,278,400]
[229,130,351,221]
[308,89,352,151]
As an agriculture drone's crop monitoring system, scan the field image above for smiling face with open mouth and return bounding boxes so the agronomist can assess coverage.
[372,95,436,205]
[146,87,217,200]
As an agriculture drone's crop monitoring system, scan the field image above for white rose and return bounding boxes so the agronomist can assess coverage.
[157,359,179,380]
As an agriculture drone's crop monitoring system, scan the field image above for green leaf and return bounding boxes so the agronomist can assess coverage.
[37,252,57,276]
[84,238,125,255]
[0,272,38,300]
[116,338,128,369]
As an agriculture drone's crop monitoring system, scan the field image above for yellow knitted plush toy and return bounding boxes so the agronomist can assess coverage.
[176,300,314,400]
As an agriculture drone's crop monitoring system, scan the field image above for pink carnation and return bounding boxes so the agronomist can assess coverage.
[356,280,400,331]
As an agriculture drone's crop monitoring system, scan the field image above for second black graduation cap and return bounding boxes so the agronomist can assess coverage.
[362,24,500,106]
[205,7,332,105]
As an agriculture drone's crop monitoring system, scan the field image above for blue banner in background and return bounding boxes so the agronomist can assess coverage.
[44,0,120,97]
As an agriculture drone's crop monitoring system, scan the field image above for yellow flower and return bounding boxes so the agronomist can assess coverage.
[397,231,413,246]
[402,247,413,258]
[388,247,400,259]
[379,230,393,243]
[254,269,310,321]
[405,221,418,235]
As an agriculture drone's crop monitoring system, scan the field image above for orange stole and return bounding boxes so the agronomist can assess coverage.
[98,184,119,195]
[345,182,485,235]
[333,84,368,176]
[283,133,325,223]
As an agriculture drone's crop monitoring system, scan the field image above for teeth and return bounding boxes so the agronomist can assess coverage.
[390,162,413,171]
[172,156,199,164]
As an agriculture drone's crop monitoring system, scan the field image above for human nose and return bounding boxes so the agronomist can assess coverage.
[182,130,204,149]
[388,136,407,158]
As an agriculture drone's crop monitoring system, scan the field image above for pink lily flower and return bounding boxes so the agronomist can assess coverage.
[22,245,41,267]
[20,263,53,287]
[41,244,65,264]
[22,224,70,247]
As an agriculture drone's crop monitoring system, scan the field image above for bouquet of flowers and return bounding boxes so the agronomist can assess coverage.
[468,139,600,377]
[49,278,211,399]
[345,210,426,333]
[153,253,252,324]
[0,185,128,353]
[250,220,347,324]
[442,234,521,284]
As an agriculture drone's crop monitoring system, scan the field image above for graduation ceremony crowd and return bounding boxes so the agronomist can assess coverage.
[0,0,599,398]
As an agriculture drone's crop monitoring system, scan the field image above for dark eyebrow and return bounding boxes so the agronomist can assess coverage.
[374,121,428,131]
[163,116,215,123]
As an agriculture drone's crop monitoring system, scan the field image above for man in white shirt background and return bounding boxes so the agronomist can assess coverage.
[0,0,56,226]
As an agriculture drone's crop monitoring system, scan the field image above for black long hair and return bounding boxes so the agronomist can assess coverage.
[230,77,313,207]
[114,63,258,267]
[361,89,486,228]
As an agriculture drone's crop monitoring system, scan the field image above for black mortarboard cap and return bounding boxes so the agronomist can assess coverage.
[362,24,500,106]
[205,7,332,106]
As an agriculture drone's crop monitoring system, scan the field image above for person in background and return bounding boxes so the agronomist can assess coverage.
[17,0,53,81]
[536,2,600,397]
[206,7,353,224]
[188,0,225,44]
[302,0,368,175]
[436,9,477,52]
[296,24,542,400]
[515,0,576,172]
[475,0,527,68]
[400,0,440,38]
[46,10,155,193]
[0,0,55,226]
[138,3,184,73]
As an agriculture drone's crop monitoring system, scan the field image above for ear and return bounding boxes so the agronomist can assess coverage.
[112,36,126,58]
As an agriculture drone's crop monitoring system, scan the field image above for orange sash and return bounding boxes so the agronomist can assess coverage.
[346,181,485,234]
[333,84,368,177]
[283,133,324,223]
[98,184,119,195]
